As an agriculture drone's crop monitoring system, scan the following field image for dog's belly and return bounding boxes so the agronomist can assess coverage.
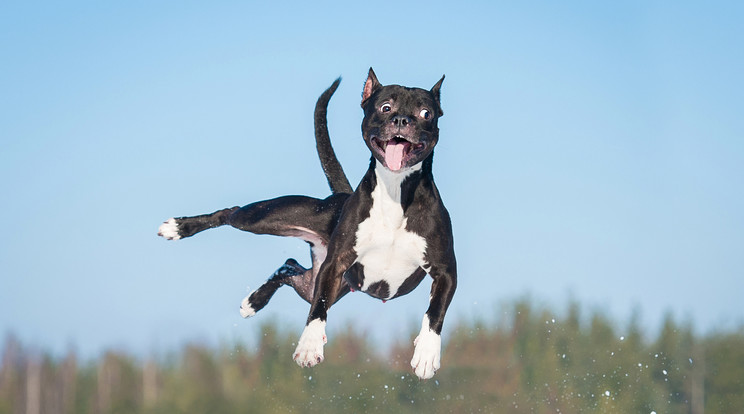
[353,225,427,299]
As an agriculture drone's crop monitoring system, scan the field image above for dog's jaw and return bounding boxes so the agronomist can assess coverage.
[370,135,430,172]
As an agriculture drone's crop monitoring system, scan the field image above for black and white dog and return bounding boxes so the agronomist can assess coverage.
[158,69,456,379]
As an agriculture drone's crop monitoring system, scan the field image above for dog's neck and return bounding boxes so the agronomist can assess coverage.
[373,160,422,202]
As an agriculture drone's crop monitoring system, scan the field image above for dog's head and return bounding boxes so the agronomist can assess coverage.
[361,68,444,172]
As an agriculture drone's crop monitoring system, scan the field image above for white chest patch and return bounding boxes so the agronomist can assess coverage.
[353,162,428,299]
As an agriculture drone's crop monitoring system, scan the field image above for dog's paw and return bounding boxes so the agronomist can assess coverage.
[158,218,182,240]
[410,320,441,380]
[293,319,327,367]
[239,294,256,318]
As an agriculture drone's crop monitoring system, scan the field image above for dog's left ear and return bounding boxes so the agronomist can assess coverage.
[431,75,445,116]
[362,67,382,106]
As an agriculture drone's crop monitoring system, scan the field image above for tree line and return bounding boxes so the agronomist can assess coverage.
[2,299,743,413]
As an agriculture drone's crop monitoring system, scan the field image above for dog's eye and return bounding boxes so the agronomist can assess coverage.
[420,109,431,119]
[381,103,392,113]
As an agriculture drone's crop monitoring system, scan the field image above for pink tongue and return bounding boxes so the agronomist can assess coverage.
[384,141,406,171]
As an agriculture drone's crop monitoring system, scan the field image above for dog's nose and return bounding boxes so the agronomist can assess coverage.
[392,115,411,127]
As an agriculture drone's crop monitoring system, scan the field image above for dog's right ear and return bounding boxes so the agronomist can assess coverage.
[361,67,382,106]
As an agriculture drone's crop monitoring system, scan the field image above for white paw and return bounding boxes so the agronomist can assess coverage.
[158,218,181,240]
[410,317,441,380]
[239,295,256,318]
[293,319,327,367]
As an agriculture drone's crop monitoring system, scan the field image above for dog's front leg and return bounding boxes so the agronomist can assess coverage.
[293,250,354,367]
[411,262,457,379]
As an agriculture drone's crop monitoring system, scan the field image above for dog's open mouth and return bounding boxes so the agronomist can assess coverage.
[372,136,426,171]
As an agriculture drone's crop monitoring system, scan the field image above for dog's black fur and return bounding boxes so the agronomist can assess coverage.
[158,69,456,379]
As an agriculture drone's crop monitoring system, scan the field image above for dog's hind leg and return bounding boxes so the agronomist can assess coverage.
[240,253,350,318]
[159,194,350,310]
[158,207,240,240]
[240,258,315,317]
[159,194,348,242]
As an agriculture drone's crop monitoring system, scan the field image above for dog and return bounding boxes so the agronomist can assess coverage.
[158,69,456,379]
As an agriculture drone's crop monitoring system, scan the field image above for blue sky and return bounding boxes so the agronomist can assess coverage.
[1,1,742,358]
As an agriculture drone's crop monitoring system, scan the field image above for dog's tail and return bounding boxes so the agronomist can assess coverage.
[315,78,353,194]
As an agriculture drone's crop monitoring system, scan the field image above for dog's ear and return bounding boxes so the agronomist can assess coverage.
[362,67,382,105]
[431,75,445,116]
